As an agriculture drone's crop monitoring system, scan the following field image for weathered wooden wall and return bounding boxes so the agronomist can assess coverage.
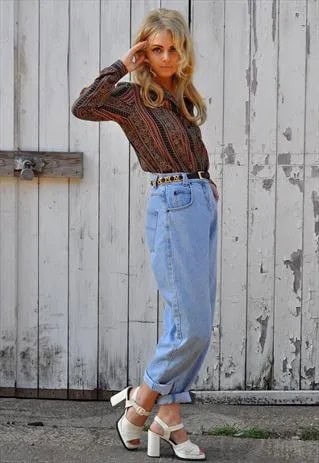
[0,0,318,399]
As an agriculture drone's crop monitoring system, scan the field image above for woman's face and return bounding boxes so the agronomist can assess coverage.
[144,29,180,81]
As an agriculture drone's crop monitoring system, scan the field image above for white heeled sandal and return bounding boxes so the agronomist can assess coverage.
[110,385,152,450]
[147,415,206,460]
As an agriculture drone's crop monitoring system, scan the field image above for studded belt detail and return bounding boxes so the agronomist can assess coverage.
[150,170,211,187]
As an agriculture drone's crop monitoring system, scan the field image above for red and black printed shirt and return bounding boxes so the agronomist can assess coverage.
[71,59,210,174]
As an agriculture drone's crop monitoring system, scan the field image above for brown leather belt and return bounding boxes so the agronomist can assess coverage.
[150,170,211,187]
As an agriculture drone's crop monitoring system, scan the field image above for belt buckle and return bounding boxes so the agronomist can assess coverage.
[198,171,206,179]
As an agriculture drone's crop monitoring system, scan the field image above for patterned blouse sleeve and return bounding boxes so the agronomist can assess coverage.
[71,59,132,124]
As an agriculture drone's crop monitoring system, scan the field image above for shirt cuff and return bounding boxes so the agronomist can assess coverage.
[116,59,129,74]
[99,58,128,80]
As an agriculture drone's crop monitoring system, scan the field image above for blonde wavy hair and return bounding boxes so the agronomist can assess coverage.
[132,8,207,126]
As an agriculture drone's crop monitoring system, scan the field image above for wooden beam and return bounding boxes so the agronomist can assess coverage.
[0,150,83,178]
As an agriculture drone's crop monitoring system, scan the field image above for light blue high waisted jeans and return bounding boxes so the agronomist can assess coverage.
[143,172,218,405]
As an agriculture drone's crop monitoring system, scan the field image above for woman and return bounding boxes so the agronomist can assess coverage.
[72,7,218,461]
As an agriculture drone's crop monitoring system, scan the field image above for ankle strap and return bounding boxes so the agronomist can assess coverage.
[154,415,184,433]
[132,402,152,416]
[126,386,152,416]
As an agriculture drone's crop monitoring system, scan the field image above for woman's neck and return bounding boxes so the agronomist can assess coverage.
[154,77,176,96]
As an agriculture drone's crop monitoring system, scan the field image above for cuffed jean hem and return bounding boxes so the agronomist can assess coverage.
[143,370,193,405]
[156,391,193,405]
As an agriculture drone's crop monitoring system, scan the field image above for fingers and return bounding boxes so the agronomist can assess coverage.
[209,182,219,201]
[213,185,219,201]
[132,52,146,67]
[132,40,147,52]
[129,41,147,68]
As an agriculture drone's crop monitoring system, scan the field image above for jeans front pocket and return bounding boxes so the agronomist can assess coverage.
[165,183,193,211]
[145,209,159,253]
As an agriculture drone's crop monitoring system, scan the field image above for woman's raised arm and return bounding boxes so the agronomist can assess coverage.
[71,41,148,123]
[71,59,131,123]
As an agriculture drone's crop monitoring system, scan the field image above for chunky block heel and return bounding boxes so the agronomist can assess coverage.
[147,429,161,457]
[110,387,128,407]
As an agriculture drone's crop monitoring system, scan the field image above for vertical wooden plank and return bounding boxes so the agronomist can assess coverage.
[0,0,18,394]
[68,0,100,399]
[302,158,319,389]
[246,0,277,389]
[15,0,39,397]
[219,0,250,390]
[301,0,319,390]
[273,0,306,390]
[98,0,131,393]
[129,0,160,387]
[38,0,69,396]
[162,0,188,11]
[191,0,224,390]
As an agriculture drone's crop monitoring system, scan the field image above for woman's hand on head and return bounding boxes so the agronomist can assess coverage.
[121,41,148,73]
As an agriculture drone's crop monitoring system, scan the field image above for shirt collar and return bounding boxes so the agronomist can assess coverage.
[153,88,191,104]
[163,88,177,103]
[149,88,193,113]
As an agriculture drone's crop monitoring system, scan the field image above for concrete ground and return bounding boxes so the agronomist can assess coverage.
[0,397,318,462]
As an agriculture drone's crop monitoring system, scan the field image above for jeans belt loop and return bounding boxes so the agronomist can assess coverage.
[198,170,206,179]
[152,174,159,188]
